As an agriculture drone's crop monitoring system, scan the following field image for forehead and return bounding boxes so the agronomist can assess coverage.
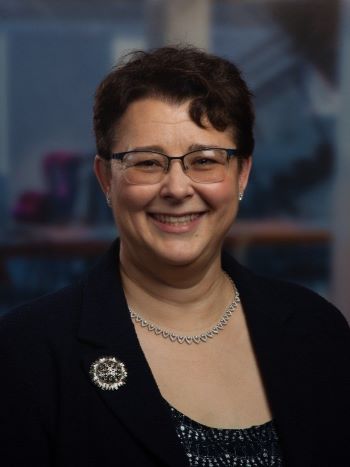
[113,98,235,151]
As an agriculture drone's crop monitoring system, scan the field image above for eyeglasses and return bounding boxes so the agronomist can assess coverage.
[106,148,239,184]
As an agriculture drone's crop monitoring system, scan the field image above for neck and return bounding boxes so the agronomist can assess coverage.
[119,241,234,333]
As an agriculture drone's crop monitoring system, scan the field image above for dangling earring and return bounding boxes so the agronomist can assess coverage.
[106,192,112,208]
[238,192,244,201]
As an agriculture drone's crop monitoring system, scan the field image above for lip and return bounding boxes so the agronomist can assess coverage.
[148,211,206,233]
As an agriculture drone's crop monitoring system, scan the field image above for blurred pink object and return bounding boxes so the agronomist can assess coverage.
[12,151,83,224]
[12,191,49,223]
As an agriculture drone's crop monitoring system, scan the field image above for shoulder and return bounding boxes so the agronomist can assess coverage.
[0,282,85,413]
[261,275,348,334]
[223,250,349,337]
[0,281,83,349]
[0,282,86,446]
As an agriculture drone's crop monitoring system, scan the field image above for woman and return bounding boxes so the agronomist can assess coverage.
[1,46,349,467]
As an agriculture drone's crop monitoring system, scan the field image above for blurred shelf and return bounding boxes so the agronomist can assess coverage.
[0,220,331,259]
[226,219,331,246]
[0,225,115,257]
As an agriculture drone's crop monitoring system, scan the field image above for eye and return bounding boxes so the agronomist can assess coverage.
[193,157,218,165]
[187,149,226,169]
[190,156,220,169]
[125,152,165,171]
[134,159,163,167]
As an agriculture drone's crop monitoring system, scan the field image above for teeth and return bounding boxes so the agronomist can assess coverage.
[152,213,201,225]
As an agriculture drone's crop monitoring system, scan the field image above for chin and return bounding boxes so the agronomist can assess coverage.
[150,241,210,267]
[161,254,198,267]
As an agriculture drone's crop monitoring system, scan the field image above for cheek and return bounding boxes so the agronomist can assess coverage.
[113,181,158,213]
[199,180,236,209]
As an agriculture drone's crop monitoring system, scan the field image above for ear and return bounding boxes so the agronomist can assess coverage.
[94,155,111,195]
[239,156,252,193]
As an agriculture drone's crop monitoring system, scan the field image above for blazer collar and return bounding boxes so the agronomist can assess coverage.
[222,251,295,328]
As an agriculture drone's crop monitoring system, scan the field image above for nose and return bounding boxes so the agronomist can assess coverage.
[159,159,194,200]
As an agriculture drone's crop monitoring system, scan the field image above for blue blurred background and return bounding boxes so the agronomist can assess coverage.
[0,0,349,320]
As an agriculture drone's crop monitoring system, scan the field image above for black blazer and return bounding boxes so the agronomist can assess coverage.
[1,240,349,467]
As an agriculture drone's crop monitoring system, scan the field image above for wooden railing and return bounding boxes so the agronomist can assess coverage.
[0,220,331,259]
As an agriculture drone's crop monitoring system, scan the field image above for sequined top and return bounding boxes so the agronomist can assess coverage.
[167,402,284,466]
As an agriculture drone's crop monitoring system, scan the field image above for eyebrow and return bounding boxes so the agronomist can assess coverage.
[126,143,220,153]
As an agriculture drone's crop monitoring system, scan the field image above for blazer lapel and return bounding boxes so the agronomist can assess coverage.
[77,240,189,467]
[222,252,309,461]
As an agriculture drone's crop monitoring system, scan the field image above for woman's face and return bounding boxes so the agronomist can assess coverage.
[95,98,251,268]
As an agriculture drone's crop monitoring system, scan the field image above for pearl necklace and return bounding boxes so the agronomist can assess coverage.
[129,275,240,344]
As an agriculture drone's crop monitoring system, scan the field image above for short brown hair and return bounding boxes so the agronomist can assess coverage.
[93,45,255,159]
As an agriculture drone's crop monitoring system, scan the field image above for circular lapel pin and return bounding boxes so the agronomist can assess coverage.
[90,356,127,391]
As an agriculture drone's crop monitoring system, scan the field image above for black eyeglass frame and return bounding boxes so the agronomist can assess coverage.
[106,148,239,173]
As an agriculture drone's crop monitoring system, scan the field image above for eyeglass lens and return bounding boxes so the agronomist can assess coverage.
[119,149,229,184]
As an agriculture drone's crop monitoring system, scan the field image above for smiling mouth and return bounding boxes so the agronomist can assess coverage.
[149,213,204,225]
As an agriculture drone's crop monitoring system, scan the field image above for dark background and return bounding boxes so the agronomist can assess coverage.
[0,0,349,320]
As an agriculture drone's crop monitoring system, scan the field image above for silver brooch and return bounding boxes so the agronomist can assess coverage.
[89,356,127,391]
